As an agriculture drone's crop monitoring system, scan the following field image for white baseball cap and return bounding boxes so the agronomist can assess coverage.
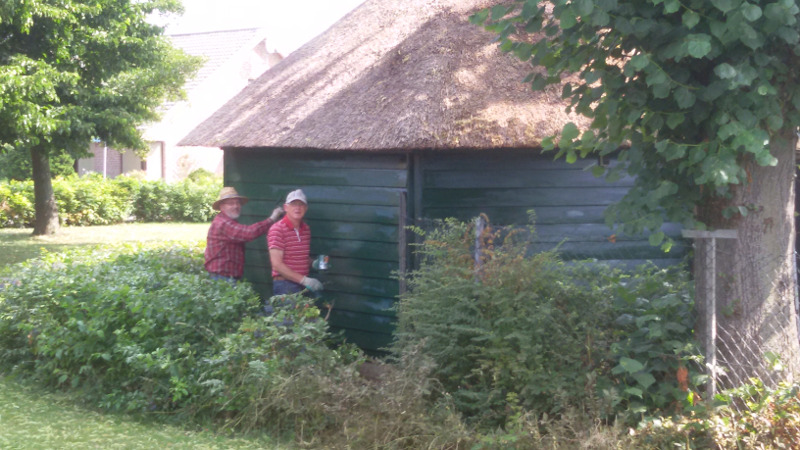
[285,189,307,204]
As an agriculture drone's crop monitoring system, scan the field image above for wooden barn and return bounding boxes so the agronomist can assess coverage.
[180,0,685,352]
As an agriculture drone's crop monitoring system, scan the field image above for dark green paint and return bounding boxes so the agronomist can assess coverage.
[225,148,684,351]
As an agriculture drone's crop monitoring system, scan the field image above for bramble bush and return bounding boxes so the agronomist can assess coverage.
[392,217,703,429]
[0,243,367,426]
[0,170,220,227]
[0,243,258,410]
[0,242,472,448]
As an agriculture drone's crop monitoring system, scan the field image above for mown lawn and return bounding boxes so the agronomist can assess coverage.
[0,223,286,449]
[0,223,209,267]
[0,376,278,449]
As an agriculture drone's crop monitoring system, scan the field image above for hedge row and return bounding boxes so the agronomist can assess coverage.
[0,171,221,227]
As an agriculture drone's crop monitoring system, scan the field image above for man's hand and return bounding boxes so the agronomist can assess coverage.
[301,276,323,292]
[269,206,284,222]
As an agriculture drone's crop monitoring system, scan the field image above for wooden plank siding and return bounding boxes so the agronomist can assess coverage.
[225,148,687,352]
[227,149,408,352]
[417,150,687,266]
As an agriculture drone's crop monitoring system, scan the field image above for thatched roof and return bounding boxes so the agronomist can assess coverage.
[179,0,587,150]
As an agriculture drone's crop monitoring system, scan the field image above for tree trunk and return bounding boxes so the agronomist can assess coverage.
[31,146,60,235]
[696,128,800,388]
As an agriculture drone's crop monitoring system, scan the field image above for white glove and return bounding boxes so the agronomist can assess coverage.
[301,276,323,292]
[269,206,284,222]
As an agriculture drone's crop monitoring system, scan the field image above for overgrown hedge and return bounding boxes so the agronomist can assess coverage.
[0,242,362,416]
[392,218,703,428]
[0,170,220,227]
[1,224,798,448]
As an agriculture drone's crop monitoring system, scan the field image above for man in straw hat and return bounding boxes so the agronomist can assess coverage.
[268,189,323,295]
[205,186,284,283]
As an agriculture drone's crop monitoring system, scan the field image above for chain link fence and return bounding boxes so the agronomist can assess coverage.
[682,229,800,434]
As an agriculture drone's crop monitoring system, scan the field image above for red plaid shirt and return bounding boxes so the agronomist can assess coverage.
[204,213,274,278]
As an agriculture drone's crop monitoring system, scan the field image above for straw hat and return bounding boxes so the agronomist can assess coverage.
[213,187,249,210]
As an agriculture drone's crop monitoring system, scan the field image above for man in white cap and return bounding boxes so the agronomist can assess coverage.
[205,187,284,283]
[268,189,323,295]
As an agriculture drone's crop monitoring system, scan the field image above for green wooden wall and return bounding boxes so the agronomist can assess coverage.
[226,149,408,352]
[225,148,686,352]
[417,150,687,267]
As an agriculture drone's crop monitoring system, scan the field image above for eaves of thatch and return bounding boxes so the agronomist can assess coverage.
[179,0,587,151]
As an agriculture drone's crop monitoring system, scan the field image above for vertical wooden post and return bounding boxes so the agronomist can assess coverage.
[398,191,407,294]
[474,215,487,272]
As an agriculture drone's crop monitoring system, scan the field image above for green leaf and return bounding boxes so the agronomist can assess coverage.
[575,0,594,16]
[646,70,667,87]
[566,148,578,164]
[561,122,580,141]
[653,82,671,99]
[531,73,548,90]
[687,34,712,58]
[755,148,779,166]
[777,27,800,45]
[711,0,737,13]
[633,371,657,389]
[764,3,786,21]
[741,3,762,21]
[469,10,489,25]
[522,0,538,18]
[590,8,610,26]
[629,53,649,71]
[624,386,644,398]
[513,43,534,61]
[682,10,700,29]
[649,231,666,246]
[666,113,685,129]
[619,357,645,373]
[490,5,510,20]
[663,0,680,13]
[559,8,578,29]
[674,87,696,108]
[766,114,783,130]
[714,63,737,79]
[541,136,555,151]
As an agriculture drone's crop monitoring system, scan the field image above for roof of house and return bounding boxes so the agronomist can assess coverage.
[144,28,276,141]
[168,28,268,94]
[179,0,586,151]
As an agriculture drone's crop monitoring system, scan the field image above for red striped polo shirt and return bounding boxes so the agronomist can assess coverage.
[267,215,311,278]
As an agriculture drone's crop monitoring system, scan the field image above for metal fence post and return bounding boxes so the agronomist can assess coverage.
[682,229,737,400]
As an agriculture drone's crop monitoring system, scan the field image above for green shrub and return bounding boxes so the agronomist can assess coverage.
[0,242,258,411]
[0,180,35,228]
[392,217,700,428]
[0,173,220,227]
[129,177,218,222]
[165,177,217,222]
[130,180,171,222]
[54,174,133,225]
[0,242,366,436]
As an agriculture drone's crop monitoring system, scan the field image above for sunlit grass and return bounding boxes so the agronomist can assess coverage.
[0,223,209,267]
[0,376,280,449]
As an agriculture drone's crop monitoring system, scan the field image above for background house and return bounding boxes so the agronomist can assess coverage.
[180,0,687,351]
[77,28,282,180]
